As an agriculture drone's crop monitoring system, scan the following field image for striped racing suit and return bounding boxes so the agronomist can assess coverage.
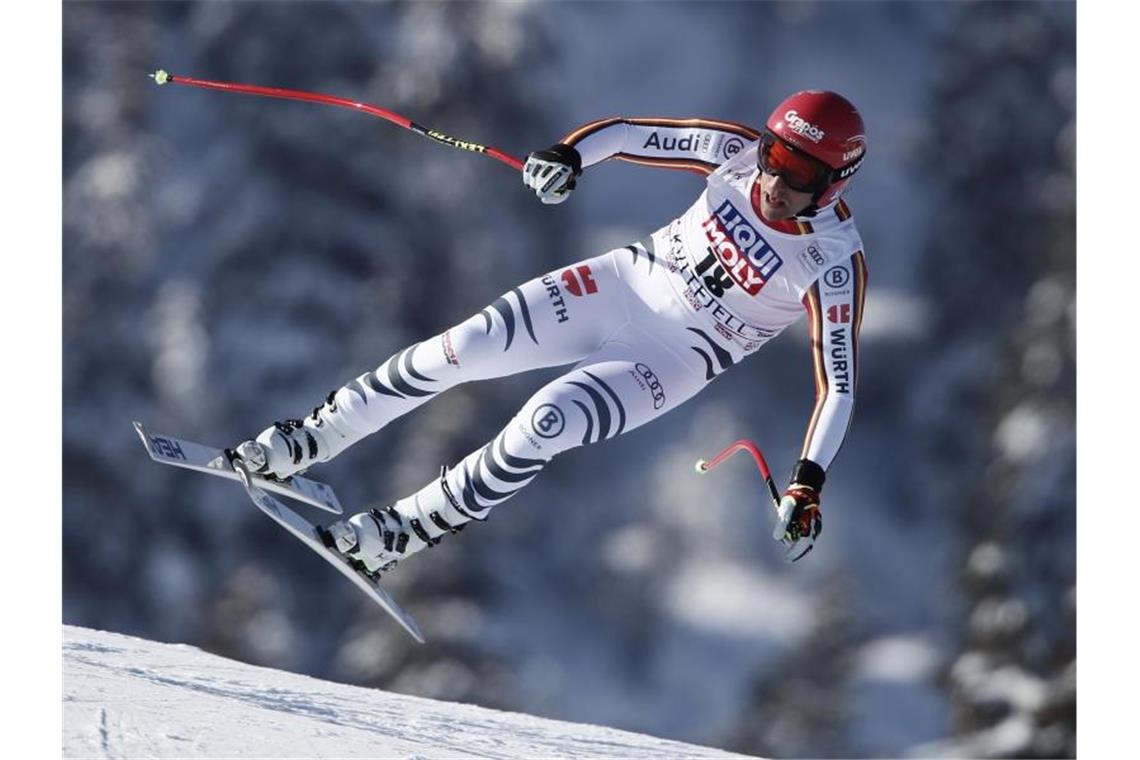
[272,116,868,548]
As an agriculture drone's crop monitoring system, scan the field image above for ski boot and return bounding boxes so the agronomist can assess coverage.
[323,467,473,576]
[232,391,356,481]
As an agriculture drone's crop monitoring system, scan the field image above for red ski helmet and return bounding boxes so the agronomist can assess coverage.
[763,90,866,209]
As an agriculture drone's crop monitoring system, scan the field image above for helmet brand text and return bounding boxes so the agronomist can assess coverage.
[784,110,826,143]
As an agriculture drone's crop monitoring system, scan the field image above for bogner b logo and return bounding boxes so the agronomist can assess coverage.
[702,200,783,295]
[531,404,565,438]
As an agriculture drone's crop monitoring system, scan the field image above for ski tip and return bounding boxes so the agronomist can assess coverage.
[149,69,170,85]
[694,459,709,474]
[406,620,427,645]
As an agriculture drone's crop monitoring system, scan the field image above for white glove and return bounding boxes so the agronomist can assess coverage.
[772,485,822,563]
[522,143,582,205]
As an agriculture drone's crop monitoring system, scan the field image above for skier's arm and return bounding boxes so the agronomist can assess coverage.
[522,117,760,204]
[800,250,868,471]
[562,117,761,176]
[775,251,868,561]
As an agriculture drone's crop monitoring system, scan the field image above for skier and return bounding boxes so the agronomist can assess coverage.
[232,90,868,570]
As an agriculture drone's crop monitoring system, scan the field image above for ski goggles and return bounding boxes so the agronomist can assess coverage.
[757,131,832,195]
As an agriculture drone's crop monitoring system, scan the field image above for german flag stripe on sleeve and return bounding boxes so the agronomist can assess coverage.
[623,117,761,141]
[798,250,869,466]
[562,116,761,146]
[800,282,828,457]
[850,250,868,390]
[561,117,625,146]
[834,199,852,222]
[614,153,718,176]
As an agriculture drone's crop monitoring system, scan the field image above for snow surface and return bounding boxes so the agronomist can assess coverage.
[63,626,758,759]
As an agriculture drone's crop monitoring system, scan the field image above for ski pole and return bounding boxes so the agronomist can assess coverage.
[695,439,781,512]
[148,69,525,172]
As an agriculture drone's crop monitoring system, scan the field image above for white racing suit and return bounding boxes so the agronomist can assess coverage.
[278,117,868,540]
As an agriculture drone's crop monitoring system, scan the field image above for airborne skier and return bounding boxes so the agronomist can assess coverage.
[231,90,868,572]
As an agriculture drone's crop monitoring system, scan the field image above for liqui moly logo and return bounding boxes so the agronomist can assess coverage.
[784,110,825,143]
[701,200,783,295]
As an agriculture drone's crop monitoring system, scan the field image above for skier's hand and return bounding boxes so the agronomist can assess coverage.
[523,143,582,205]
[772,484,822,563]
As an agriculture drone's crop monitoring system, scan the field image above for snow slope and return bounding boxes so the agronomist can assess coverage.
[63,626,757,758]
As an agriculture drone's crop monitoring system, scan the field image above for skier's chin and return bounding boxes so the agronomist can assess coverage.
[761,197,794,222]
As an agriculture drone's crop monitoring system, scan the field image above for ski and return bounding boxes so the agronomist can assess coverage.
[132,421,342,515]
[230,461,425,644]
[133,421,424,643]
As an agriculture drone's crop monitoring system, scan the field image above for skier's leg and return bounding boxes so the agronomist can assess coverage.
[340,322,710,572]
[240,255,629,479]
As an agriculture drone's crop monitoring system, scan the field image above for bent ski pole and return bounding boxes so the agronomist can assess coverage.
[148,69,524,171]
[695,439,781,513]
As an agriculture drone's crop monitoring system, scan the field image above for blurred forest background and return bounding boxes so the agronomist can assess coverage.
[62,2,1075,758]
